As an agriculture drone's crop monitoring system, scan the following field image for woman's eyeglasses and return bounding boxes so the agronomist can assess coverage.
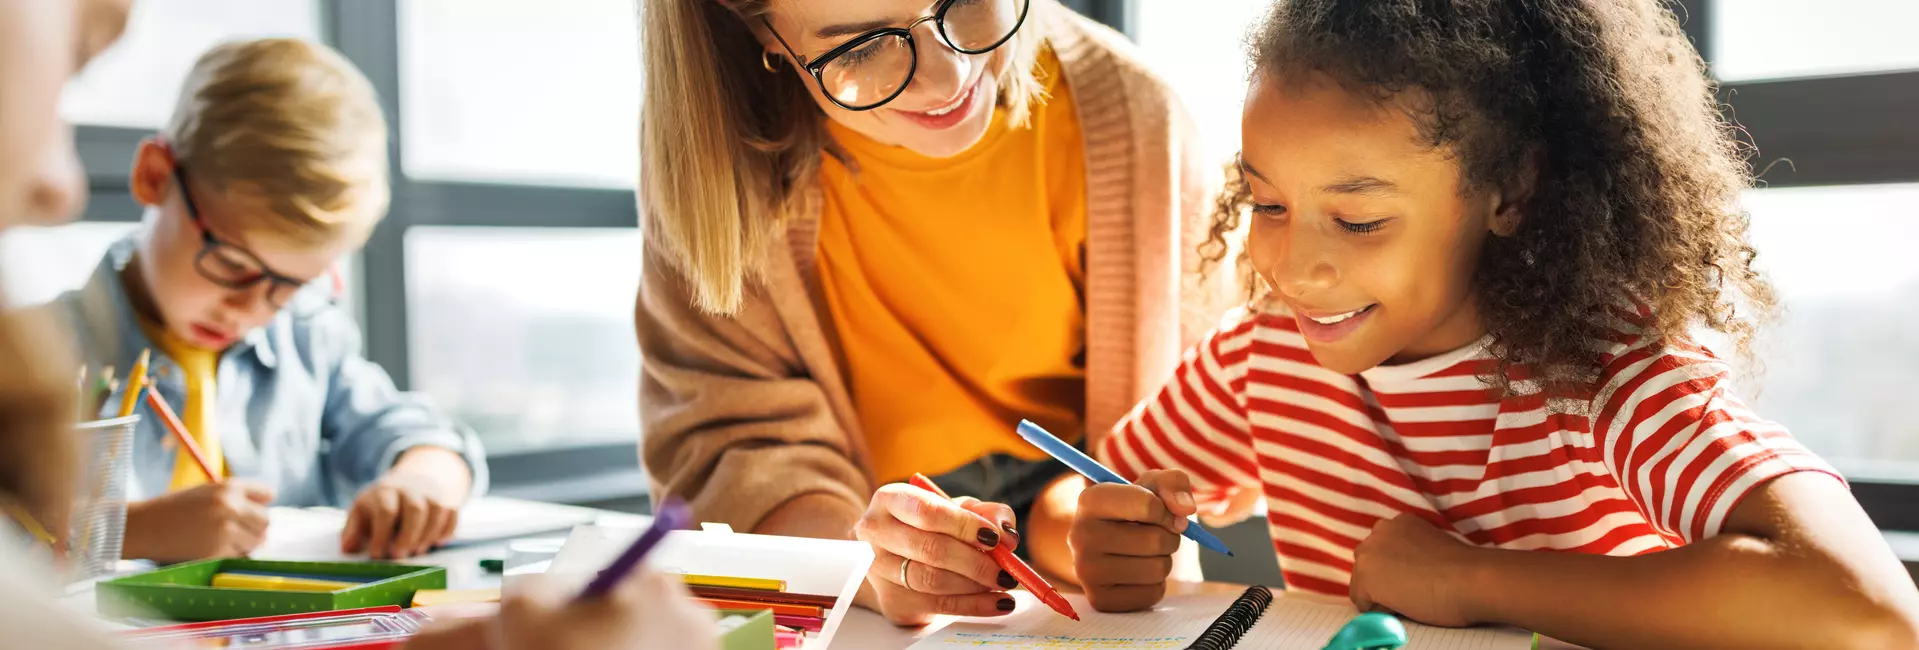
[763,0,1033,111]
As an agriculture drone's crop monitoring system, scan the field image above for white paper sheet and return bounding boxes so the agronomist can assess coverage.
[912,589,1533,650]
[251,496,621,560]
[546,524,875,650]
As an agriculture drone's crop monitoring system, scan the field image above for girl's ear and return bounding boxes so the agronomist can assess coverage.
[1491,149,1541,237]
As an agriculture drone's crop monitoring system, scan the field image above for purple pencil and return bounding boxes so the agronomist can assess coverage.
[577,498,691,600]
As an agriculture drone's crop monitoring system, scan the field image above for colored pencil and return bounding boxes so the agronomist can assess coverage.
[144,386,218,483]
[116,349,150,418]
[75,367,88,419]
[1015,420,1234,556]
[773,614,825,633]
[687,585,838,608]
[909,473,1080,621]
[679,573,786,591]
[211,572,357,592]
[576,498,689,600]
[0,501,55,546]
[92,367,115,416]
[695,597,822,619]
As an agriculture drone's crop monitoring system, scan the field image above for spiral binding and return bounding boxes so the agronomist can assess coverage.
[1185,586,1275,650]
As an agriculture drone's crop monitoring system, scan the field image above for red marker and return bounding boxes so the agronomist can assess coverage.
[908,473,1080,621]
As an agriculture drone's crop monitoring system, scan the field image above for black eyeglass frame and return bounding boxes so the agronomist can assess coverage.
[173,165,317,310]
[762,0,1034,111]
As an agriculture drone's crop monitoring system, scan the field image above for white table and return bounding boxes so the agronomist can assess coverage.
[62,505,1579,649]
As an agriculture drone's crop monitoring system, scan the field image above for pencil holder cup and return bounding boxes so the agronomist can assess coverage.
[69,415,137,581]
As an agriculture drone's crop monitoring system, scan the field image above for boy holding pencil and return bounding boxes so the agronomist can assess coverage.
[46,38,486,563]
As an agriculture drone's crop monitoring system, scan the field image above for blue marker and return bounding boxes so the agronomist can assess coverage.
[1015,420,1234,557]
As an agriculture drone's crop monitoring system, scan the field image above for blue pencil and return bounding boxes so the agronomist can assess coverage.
[1015,420,1235,557]
[577,498,691,600]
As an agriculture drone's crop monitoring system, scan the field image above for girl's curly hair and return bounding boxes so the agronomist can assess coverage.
[1205,0,1773,400]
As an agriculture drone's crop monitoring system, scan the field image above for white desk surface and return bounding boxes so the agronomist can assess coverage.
[832,581,1583,650]
[62,503,1579,649]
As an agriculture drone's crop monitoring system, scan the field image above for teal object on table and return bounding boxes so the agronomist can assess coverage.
[1322,612,1408,650]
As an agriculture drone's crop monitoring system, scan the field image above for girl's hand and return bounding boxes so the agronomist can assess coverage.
[1349,513,1480,627]
[1069,469,1196,613]
[853,483,1021,626]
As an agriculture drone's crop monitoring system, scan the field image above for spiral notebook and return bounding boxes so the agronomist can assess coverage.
[910,586,1533,649]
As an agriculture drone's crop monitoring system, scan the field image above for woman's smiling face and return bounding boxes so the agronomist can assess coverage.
[761,0,1025,158]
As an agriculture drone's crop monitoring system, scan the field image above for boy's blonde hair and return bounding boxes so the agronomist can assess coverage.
[165,38,389,246]
[639,0,1048,315]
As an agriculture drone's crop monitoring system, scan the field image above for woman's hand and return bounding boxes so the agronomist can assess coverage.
[854,483,1023,626]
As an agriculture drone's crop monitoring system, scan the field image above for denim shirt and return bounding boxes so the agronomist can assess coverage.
[47,235,488,507]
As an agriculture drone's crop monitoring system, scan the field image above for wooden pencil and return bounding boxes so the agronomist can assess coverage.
[116,349,150,418]
[687,585,839,608]
[694,597,822,619]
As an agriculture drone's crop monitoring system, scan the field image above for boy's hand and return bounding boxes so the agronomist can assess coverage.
[1070,469,1197,613]
[123,480,275,563]
[342,470,461,559]
[1349,513,1480,627]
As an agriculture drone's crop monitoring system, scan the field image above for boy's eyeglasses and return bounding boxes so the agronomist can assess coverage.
[763,0,1032,111]
[173,166,323,312]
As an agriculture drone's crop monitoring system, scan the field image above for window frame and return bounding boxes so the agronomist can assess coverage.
[65,0,1135,504]
[1681,0,1919,525]
[74,0,1915,525]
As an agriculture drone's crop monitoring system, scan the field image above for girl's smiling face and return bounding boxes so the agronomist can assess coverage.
[1239,71,1527,374]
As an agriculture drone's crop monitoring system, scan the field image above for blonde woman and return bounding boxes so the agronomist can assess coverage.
[637,0,1230,625]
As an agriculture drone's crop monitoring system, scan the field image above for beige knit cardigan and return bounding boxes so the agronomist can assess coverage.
[635,1,1233,537]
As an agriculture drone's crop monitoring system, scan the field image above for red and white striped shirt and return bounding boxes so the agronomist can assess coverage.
[1100,305,1837,597]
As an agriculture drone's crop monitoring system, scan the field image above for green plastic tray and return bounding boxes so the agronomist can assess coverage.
[96,559,446,621]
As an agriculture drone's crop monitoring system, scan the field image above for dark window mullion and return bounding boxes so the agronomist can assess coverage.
[329,0,412,389]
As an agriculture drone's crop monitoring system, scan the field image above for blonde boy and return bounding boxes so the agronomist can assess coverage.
[50,38,486,562]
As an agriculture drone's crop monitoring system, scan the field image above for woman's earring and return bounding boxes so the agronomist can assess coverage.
[762,51,782,73]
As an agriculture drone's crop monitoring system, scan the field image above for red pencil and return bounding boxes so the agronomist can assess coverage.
[144,384,219,483]
[908,474,1080,621]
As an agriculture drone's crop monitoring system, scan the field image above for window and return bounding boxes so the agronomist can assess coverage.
[0,222,141,306]
[397,0,641,188]
[1741,183,1919,475]
[1131,0,1269,170]
[61,0,322,129]
[403,227,642,455]
[1711,0,1919,82]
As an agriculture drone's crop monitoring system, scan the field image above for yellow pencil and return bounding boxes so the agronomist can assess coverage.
[0,501,55,546]
[210,573,357,592]
[677,573,786,592]
[116,349,150,418]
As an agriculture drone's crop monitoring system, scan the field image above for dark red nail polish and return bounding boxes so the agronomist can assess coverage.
[997,570,1018,589]
[977,527,1000,548]
[997,597,1016,612]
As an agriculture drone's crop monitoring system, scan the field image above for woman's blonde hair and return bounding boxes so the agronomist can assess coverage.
[639,0,1047,314]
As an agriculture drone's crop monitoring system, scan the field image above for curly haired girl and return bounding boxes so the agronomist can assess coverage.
[1066,1,1919,646]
